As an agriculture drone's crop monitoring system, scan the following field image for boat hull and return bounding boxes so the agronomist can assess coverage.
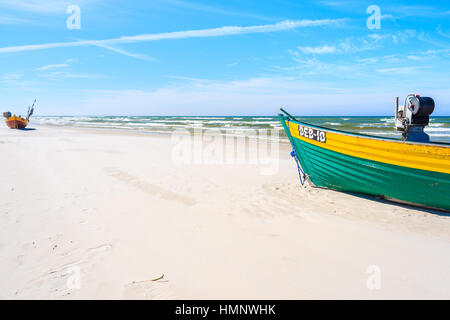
[5,116,28,129]
[279,115,450,211]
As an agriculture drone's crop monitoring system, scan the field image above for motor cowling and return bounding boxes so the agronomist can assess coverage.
[3,111,11,118]
[395,94,435,142]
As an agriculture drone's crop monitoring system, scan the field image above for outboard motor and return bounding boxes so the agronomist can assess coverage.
[3,111,11,118]
[395,94,435,142]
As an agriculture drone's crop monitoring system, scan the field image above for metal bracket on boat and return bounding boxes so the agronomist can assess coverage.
[395,94,434,142]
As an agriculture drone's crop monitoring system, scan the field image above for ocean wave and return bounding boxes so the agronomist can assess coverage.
[359,131,400,136]
[425,127,450,132]
[30,116,450,143]
[429,123,445,127]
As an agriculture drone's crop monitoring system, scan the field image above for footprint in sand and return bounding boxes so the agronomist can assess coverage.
[106,167,196,206]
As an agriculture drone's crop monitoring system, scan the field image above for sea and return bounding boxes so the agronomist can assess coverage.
[31,116,450,144]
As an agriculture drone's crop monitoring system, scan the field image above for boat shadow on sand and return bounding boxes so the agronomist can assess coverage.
[15,128,36,131]
[339,190,450,217]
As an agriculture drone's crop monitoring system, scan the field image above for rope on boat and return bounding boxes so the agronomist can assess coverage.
[290,148,306,185]
[283,116,306,186]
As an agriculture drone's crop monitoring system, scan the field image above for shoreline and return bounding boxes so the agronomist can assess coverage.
[28,123,291,144]
[1,124,450,299]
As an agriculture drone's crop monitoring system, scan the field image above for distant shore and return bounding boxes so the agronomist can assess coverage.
[1,124,450,299]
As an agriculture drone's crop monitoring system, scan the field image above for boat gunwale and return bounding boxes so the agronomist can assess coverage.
[279,114,450,148]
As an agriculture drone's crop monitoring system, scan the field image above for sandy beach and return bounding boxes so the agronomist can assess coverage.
[1,124,450,299]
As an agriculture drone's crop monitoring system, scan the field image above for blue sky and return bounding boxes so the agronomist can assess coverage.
[0,0,449,115]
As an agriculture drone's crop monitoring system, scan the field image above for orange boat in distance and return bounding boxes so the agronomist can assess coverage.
[5,115,29,129]
[3,100,36,129]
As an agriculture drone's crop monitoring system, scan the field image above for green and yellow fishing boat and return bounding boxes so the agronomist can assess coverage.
[279,94,450,211]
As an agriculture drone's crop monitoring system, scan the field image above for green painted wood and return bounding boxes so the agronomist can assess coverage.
[279,115,450,211]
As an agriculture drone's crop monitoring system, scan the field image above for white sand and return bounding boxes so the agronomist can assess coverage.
[1,124,450,299]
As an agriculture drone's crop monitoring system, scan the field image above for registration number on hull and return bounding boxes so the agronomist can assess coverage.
[298,125,327,143]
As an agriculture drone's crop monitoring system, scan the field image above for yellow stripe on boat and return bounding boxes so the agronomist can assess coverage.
[288,121,450,175]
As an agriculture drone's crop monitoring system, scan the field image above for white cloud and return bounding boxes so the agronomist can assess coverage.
[355,48,448,67]
[424,49,450,55]
[382,54,404,63]
[1,71,25,87]
[9,74,450,115]
[380,14,395,20]
[92,43,158,61]
[50,75,450,116]
[227,61,239,67]
[318,1,350,7]
[39,71,100,81]
[34,63,68,71]
[0,16,30,24]
[0,19,346,54]
[357,57,378,64]
[1,71,23,81]
[437,28,450,39]
[340,30,416,52]
[293,30,416,57]
[406,55,422,61]
[376,66,428,74]
[384,5,447,18]
[0,0,93,13]
[162,0,275,21]
[297,45,336,54]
